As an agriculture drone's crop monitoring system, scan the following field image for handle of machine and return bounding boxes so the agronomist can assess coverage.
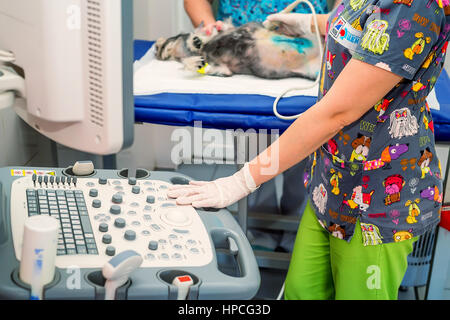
[208,228,260,298]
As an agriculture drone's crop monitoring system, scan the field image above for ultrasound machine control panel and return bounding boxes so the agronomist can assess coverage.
[0,166,260,300]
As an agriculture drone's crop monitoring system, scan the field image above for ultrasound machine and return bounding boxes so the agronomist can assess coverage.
[0,0,260,300]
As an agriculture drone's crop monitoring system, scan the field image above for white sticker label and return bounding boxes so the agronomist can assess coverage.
[330,17,363,52]
[11,169,55,177]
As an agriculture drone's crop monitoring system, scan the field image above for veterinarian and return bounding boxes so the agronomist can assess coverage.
[182,0,333,253]
[171,0,448,300]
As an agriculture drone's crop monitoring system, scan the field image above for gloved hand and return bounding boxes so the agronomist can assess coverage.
[264,13,313,37]
[167,163,259,208]
[203,20,224,36]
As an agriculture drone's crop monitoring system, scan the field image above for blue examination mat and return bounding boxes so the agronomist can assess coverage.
[133,40,450,143]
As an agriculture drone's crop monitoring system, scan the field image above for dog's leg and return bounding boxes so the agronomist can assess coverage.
[182,56,232,77]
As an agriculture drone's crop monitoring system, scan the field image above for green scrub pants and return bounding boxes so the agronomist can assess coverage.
[285,201,416,300]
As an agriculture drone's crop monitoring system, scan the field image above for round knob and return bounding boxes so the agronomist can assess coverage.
[102,234,112,244]
[110,205,121,215]
[98,178,107,185]
[124,230,136,241]
[89,189,98,197]
[128,177,137,185]
[112,194,123,204]
[114,218,126,228]
[146,195,155,204]
[99,223,108,232]
[131,186,140,194]
[148,241,158,251]
[92,199,101,208]
[105,246,116,256]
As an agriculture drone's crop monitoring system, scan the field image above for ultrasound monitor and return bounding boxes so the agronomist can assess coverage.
[0,0,134,155]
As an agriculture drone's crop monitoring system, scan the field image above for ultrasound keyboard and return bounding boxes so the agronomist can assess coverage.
[0,166,260,300]
[11,174,213,269]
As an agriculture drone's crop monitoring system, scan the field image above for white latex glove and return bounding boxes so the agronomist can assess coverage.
[203,21,224,36]
[264,13,313,37]
[167,163,259,209]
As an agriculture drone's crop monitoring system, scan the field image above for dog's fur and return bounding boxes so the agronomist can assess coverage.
[154,21,321,80]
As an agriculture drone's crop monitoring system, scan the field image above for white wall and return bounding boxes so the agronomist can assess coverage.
[133,0,193,40]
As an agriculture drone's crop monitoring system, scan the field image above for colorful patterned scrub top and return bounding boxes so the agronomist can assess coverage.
[305,0,449,245]
[216,0,329,26]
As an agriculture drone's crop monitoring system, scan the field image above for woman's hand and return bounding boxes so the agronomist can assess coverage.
[167,163,259,208]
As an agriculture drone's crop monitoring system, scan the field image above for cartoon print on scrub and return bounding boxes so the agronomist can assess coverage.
[350,0,367,11]
[363,143,409,171]
[312,183,328,214]
[417,147,433,178]
[420,185,443,206]
[326,50,336,79]
[341,185,375,212]
[361,223,383,245]
[374,98,394,122]
[383,174,405,206]
[394,0,414,6]
[397,19,412,38]
[360,20,390,55]
[405,198,421,224]
[329,223,346,239]
[404,33,432,60]
[349,134,371,162]
[436,0,450,9]
[388,108,419,139]
[393,229,413,242]
[330,168,343,195]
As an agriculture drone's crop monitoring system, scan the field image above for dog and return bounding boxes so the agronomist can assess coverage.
[154,20,321,80]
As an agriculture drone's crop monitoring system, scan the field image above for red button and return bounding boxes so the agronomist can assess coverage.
[177,276,192,283]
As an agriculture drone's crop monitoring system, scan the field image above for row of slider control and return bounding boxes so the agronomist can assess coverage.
[32,174,77,187]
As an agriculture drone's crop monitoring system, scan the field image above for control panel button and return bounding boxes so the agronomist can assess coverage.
[146,195,155,204]
[98,178,107,185]
[92,199,101,208]
[99,223,108,232]
[131,186,140,194]
[173,229,189,234]
[89,189,98,197]
[110,205,121,215]
[128,177,137,185]
[102,234,112,244]
[106,246,116,256]
[148,241,158,250]
[114,218,126,228]
[112,194,123,204]
[124,230,136,241]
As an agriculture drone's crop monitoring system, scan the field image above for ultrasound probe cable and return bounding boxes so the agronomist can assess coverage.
[265,0,324,120]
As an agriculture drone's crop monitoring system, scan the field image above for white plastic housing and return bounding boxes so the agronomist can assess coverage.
[0,0,133,155]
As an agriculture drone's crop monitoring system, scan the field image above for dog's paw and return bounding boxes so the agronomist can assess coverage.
[187,34,204,52]
[192,36,203,49]
[182,56,207,72]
